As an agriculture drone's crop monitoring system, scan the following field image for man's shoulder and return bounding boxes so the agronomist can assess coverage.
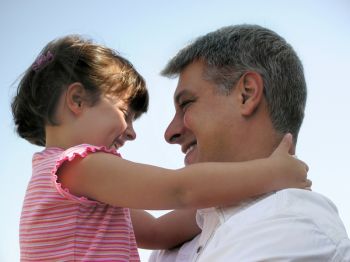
[273,188,334,204]
[244,189,342,225]
[224,189,348,243]
[224,189,336,220]
[202,189,350,262]
[272,188,339,216]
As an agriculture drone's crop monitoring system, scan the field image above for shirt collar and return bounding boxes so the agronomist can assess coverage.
[197,193,274,226]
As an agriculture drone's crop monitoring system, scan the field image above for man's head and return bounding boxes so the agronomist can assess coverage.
[163,24,307,164]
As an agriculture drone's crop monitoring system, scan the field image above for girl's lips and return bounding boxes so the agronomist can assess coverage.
[111,140,124,150]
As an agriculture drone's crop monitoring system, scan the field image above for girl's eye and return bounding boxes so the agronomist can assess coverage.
[120,108,129,120]
[120,108,136,123]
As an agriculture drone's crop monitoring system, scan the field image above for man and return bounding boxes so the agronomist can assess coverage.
[150,25,350,261]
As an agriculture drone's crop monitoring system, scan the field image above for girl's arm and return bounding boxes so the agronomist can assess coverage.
[58,133,309,210]
[130,209,200,249]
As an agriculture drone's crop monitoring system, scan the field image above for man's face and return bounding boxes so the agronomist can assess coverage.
[164,61,246,165]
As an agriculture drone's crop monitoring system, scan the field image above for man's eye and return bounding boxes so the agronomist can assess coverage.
[180,100,193,110]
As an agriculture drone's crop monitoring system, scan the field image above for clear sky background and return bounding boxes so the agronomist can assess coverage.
[1,0,349,261]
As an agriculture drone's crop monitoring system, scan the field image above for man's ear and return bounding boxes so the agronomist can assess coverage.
[65,82,87,115]
[237,72,264,116]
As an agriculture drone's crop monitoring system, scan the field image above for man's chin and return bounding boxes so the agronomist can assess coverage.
[184,159,192,166]
[184,154,198,166]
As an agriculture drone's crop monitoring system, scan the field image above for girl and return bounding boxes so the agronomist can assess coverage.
[12,35,310,261]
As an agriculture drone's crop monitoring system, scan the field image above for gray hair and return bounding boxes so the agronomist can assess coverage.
[162,24,307,140]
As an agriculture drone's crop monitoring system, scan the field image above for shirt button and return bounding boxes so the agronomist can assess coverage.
[196,246,202,253]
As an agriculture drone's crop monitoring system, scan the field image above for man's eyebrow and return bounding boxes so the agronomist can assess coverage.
[174,90,192,105]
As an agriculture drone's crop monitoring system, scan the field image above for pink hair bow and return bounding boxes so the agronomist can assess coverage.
[32,51,54,71]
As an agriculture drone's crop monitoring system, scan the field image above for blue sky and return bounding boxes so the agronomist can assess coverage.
[1,0,349,261]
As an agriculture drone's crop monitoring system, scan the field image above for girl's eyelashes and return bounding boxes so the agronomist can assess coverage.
[120,107,136,122]
[119,108,129,120]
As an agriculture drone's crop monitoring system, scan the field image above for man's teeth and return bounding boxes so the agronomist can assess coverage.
[186,144,196,154]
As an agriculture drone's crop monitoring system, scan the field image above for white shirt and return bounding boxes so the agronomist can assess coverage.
[149,208,220,262]
[149,189,350,262]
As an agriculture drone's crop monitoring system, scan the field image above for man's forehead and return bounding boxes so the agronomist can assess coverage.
[172,72,195,101]
[172,60,207,103]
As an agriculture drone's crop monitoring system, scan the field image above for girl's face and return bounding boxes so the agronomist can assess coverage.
[78,94,136,150]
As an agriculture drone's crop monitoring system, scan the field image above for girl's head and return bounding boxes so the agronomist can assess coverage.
[11,35,149,147]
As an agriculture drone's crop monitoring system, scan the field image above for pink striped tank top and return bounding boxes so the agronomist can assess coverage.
[20,144,140,261]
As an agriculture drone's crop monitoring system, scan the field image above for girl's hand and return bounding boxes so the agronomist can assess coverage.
[269,133,312,190]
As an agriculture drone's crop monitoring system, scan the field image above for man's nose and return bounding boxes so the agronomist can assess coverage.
[164,115,183,144]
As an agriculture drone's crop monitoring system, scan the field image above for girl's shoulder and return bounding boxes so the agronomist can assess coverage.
[33,144,121,164]
[32,144,123,205]
[61,144,121,160]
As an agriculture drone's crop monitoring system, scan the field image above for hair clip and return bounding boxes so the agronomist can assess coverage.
[32,51,54,72]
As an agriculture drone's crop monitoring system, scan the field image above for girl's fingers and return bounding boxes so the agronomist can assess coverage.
[305,179,312,189]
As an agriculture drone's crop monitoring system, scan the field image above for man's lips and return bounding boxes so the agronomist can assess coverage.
[185,144,196,155]
[184,142,197,165]
[182,141,197,154]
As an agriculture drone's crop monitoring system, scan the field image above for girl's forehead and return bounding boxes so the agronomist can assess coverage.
[104,92,129,106]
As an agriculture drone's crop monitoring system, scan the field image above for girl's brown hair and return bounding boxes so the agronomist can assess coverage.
[11,35,149,146]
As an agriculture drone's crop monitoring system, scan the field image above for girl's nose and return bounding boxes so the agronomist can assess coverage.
[124,123,136,141]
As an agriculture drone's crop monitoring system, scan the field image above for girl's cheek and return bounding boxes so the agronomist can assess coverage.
[121,121,128,133]
[116,115,127,134]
